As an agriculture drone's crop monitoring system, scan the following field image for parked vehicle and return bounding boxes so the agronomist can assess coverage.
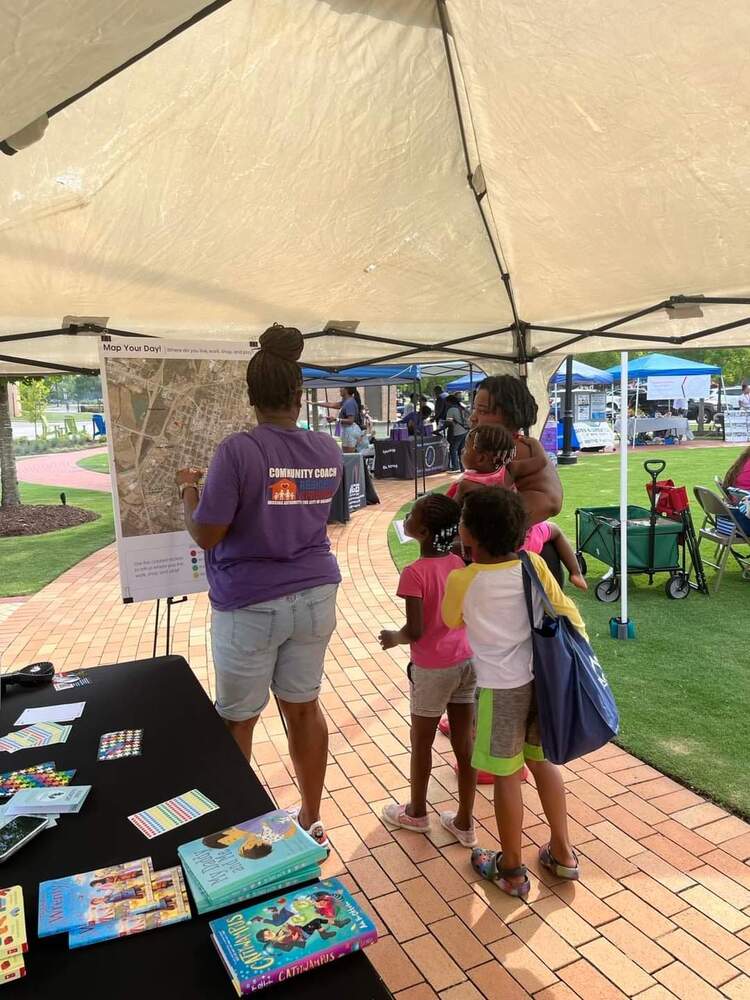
[686,399,717,422]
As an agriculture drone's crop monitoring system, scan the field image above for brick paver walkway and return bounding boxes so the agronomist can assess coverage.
[1,477,750,998]
[16,447,110,492]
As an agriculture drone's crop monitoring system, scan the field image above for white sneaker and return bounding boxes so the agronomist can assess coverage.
[440,811,477,847]
[288,806,330,850]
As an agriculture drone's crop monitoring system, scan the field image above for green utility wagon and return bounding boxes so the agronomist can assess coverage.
[575,504,689,602]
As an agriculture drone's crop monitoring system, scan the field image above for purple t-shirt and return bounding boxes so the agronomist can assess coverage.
[194,425,343,611]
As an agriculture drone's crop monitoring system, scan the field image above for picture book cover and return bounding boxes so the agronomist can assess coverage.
[38,858,155,937]
[184,862,322,916]
[68,866,191,948]
[211,879,377,995]
[0,954,25,983]
[6,785,91,816]
[0,886,26,957]
[179,810,327,899]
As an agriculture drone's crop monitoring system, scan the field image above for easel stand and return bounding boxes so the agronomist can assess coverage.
[152,596,188,658]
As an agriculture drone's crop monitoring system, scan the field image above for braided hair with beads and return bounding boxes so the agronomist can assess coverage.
[417,493,461,554]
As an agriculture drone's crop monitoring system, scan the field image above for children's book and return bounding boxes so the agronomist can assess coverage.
[0,953,25,983]
[178,810,327,904]
[38,858,155,937]
[210,878,377,996]
[183,862,322,916]
[0,886,27,958]
[5,785,90,816]
[68,866,191,948]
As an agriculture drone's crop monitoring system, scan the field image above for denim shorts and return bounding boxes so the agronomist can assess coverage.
[210,583,338,721]
[340,424,362,448]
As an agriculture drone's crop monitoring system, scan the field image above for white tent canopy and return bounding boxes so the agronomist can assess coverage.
[2,0,750,390]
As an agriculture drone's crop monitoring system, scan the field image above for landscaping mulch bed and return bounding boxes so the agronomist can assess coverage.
[0,504,98,537]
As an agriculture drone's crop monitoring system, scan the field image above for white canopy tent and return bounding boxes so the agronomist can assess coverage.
[2,0,750,635]
[1,0,749,395]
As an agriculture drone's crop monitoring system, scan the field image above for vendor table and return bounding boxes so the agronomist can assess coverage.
[627,416,693,441]
[373,436,450,479]
[328,452,380,524]
[0,656,389,1000]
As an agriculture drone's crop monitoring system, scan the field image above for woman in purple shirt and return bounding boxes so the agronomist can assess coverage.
[176,325,343,849]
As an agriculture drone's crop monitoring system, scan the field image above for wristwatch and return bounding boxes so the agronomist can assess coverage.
[179,481,200,499]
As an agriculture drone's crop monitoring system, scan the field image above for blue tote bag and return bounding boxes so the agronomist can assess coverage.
[520,553,619,765]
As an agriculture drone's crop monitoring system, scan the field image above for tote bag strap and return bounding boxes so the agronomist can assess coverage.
[519,551,558,622]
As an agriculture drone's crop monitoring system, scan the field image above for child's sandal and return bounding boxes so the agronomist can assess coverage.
[538,844,580,881]
[471,848,531,897]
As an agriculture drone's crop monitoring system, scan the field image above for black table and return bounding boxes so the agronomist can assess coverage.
[373,436,450,480]
[0,656,389,999]
[328,453,380,524]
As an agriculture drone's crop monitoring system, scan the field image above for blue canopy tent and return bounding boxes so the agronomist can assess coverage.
[607,353,721,379]
[551,360,613,385]
[607,353,722,441]
[300,363,421,433]
[446,371,487,393]
[301,363,420,387]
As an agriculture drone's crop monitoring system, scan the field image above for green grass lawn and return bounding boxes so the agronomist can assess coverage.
[388,446,750,817]
[76,453,110,474]
[0,484,115,598]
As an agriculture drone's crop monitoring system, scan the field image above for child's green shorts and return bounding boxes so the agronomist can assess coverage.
[472,683,545,776]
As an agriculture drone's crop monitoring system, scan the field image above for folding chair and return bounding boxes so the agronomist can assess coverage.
[714,476,733,503]
[692,486,750,592]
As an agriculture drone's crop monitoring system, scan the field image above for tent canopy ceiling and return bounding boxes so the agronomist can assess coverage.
[1,0,750,379]
[607,353,722,378]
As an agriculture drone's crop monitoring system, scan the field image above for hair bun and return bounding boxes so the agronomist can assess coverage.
[259,324,304,363]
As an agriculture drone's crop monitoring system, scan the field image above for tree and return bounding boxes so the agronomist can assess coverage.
[19,379,51,435]
[0,378,20,507]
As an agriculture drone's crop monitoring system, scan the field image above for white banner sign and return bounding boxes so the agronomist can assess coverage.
[574,421,615,449]
[646,375,711,400]
[99,337,258,603]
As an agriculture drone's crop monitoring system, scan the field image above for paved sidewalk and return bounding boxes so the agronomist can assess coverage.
[1,478,749,998]
[16,448,110,492]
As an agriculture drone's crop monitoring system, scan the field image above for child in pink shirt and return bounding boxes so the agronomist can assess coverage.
[449,426,586,590]
[378,494,477,847]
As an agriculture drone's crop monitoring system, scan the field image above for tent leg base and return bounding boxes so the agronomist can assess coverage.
[610,617,636,640]
[557,454,578,465]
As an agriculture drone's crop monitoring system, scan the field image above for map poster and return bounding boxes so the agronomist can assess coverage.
[99,337,258,603]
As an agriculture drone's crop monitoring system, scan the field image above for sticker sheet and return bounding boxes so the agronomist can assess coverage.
[128,790,219,839]
[97,730,143,761]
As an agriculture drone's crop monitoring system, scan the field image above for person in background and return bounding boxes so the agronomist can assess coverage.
[724,445,750,492]
[317,386,363,453]
[443,488,582,897]
[739,381,750,412]
[406,404,432,437]
[671,395,687,416]
[175,324,342,849]
[378,495,477,846]
[433,385,448,426]
[403,393,418,416]
[444,393,470,472]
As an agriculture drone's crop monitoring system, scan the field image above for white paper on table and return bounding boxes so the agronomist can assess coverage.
[14,702,86,725]
[393,520,411,545]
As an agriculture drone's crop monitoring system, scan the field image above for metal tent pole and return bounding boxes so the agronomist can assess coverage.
[613,352,634,640]
[558,356,577,465]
